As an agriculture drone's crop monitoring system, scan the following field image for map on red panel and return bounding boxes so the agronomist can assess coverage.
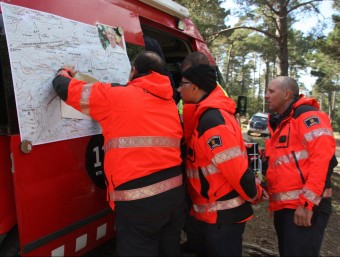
[1,3,131,145]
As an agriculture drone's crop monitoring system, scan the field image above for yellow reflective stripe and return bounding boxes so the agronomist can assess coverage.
[212,146,245,166]
[193,196,245,213]
[79,84,93,115]
[177,100,183,115]
[103,136,181,153]
[217,83,228,97]
[273,150,309,168]
[304,128,333,142]
[110,174,182,201]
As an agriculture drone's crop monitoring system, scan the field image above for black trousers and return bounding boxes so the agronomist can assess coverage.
[115,202,185,256]
[274,209,330,257]
[185,215,246,257]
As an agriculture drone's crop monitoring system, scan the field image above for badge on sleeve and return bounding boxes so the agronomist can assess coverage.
[304,116,320,128]
[207,135,222,150]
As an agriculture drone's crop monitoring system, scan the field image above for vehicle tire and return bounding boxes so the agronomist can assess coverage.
[247,131,251,135]
[0,226,20,257]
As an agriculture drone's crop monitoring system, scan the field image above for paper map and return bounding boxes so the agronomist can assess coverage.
[1,3,131,145]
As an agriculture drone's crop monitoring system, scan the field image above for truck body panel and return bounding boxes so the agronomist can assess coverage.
[0,0,215,255]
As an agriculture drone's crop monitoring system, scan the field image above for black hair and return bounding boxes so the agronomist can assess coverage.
[133,51,166,75]
[144,36,166,61]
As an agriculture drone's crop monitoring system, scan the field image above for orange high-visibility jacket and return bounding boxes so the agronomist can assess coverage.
[53,71,183,208]
[265,96,336,212]
[183,86,261,224]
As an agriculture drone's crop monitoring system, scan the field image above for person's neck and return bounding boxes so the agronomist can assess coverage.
[194,92,208,103]
[278,100,294,115]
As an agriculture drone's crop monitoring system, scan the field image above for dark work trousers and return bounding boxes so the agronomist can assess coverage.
[274,209,330,256]
[115,202,186,256]
[185,215,246,257]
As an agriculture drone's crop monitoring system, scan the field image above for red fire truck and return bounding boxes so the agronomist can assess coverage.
[0,0,236,256]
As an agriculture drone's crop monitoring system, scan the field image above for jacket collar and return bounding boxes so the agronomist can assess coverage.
[128,71,173,100]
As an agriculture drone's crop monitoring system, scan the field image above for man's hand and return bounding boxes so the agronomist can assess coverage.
[251,182,269,204]
[294,205,313,226]
[261,188,269,201]
[57,65,77,78]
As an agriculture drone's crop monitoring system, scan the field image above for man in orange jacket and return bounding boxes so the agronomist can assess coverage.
[52,51,186,256]
[177,64,265,256]
[265,76,337,256]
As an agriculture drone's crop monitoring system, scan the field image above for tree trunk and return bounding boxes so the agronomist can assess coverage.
[225,45,233,85]
[264,58,270,112]
[241,56,245,95]
[331,90,336,122]
[328,91,333,122]
[275,1,289,76]
[253,52,257,111]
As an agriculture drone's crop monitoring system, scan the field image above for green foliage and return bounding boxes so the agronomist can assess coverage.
[288,31,314,77]
[177,0,338,120]
[176,0,229,40]
[309,14,339,120]
[332,106,340,132]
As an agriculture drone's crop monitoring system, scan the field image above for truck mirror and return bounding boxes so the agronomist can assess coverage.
[237,96,247,116]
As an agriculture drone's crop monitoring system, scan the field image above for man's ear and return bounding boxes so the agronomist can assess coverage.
[285,89,293,100]
[129,66,138,80]
[192,84,199,93]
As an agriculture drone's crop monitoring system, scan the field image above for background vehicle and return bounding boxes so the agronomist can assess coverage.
[0,0,234,256]
[247,112,269,137]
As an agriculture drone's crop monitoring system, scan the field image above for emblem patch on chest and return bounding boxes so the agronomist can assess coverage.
[207,135,222,150]
[304,116,320,128]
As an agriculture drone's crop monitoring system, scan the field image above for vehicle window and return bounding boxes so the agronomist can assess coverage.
[141,26,192,89]
[0,14,19,135]
[126,43,144,63]
[252,116,267,122]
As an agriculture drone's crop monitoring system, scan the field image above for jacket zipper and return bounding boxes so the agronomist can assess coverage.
[291,150,305,184]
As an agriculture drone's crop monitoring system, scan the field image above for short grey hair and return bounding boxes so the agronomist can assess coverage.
[275,76,299,101]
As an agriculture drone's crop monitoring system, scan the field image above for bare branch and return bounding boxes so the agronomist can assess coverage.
[208,26,277,44]
[262,0,279,15]
[259,8,280,32]
[287,0,323,14]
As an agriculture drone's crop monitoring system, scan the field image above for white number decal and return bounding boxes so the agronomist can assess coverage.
[93,146,102,168]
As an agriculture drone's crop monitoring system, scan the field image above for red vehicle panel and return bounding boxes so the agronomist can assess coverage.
[0,136,16,234]
[10,135,112,256]
[0,0,218,256]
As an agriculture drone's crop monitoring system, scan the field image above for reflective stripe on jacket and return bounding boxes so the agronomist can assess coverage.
[183,86,259,224]
[53,71,183,209]
[266,96,336,212]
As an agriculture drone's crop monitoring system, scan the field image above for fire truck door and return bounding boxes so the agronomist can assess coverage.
[10,135,113,256]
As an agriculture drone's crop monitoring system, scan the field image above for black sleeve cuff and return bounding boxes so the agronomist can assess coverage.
[52,75,72,101]
[240,167,257,198]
